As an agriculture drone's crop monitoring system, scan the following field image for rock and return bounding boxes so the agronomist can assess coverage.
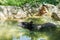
[0,5,28,21]
[51,12,60,21]
[36,3,60,21]
[51,7,60,21]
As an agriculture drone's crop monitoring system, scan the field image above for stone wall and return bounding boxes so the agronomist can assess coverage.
[0,6,27,21]
[0,3,60,21]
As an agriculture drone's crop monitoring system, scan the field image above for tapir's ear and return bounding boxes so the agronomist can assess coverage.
[29,21,33,23]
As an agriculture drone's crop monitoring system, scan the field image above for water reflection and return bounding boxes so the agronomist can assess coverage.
[20,35,31,40]
[13,35,47,40]
[13,35,31,40]
[38,38,46,40]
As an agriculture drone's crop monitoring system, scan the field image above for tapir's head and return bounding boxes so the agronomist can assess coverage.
[18,22,28,28]
[18,21,33,28]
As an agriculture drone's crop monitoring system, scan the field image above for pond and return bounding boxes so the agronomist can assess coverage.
[19,35,31,40]
[0,21,60,40]
[13,35,47,40]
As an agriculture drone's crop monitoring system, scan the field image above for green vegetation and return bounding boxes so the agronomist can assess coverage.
[0,0,60,40]
[0,0,60,6]
[0,21,25,40]
[0,17,60,40]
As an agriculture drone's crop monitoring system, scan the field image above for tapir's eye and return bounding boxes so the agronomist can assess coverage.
[22,22,26,25]
[22,22,28,25]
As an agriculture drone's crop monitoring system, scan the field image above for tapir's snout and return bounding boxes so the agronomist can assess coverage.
[18,22,23,27]
[18,22,29,28]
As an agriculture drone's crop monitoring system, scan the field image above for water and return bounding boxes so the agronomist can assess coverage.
[13,35,31,40]
[38,38,46,40]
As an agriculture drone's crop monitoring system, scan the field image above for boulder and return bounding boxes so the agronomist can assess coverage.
[37,4,60,21]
